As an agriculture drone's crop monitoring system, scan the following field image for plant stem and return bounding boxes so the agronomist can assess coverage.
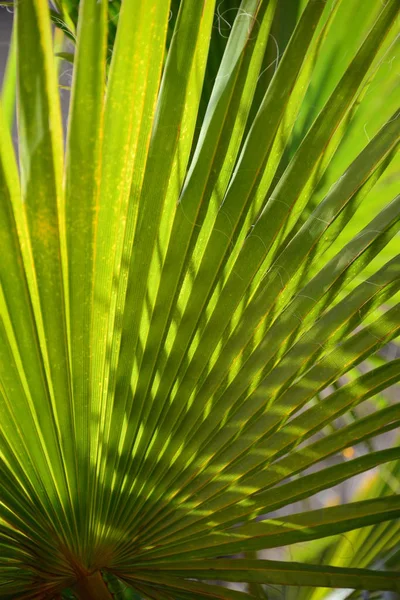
[74,571,113,599]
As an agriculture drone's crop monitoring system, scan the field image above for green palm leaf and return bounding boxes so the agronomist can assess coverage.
[0,0,399,598]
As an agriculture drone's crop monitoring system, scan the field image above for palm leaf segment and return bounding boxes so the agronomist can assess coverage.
[285,456,400,600]
[0,0,399,598]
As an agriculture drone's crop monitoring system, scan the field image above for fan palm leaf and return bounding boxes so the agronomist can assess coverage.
[0,0,399,598]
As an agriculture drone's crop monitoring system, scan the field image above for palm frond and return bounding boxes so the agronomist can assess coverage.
[0,0,399,598]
